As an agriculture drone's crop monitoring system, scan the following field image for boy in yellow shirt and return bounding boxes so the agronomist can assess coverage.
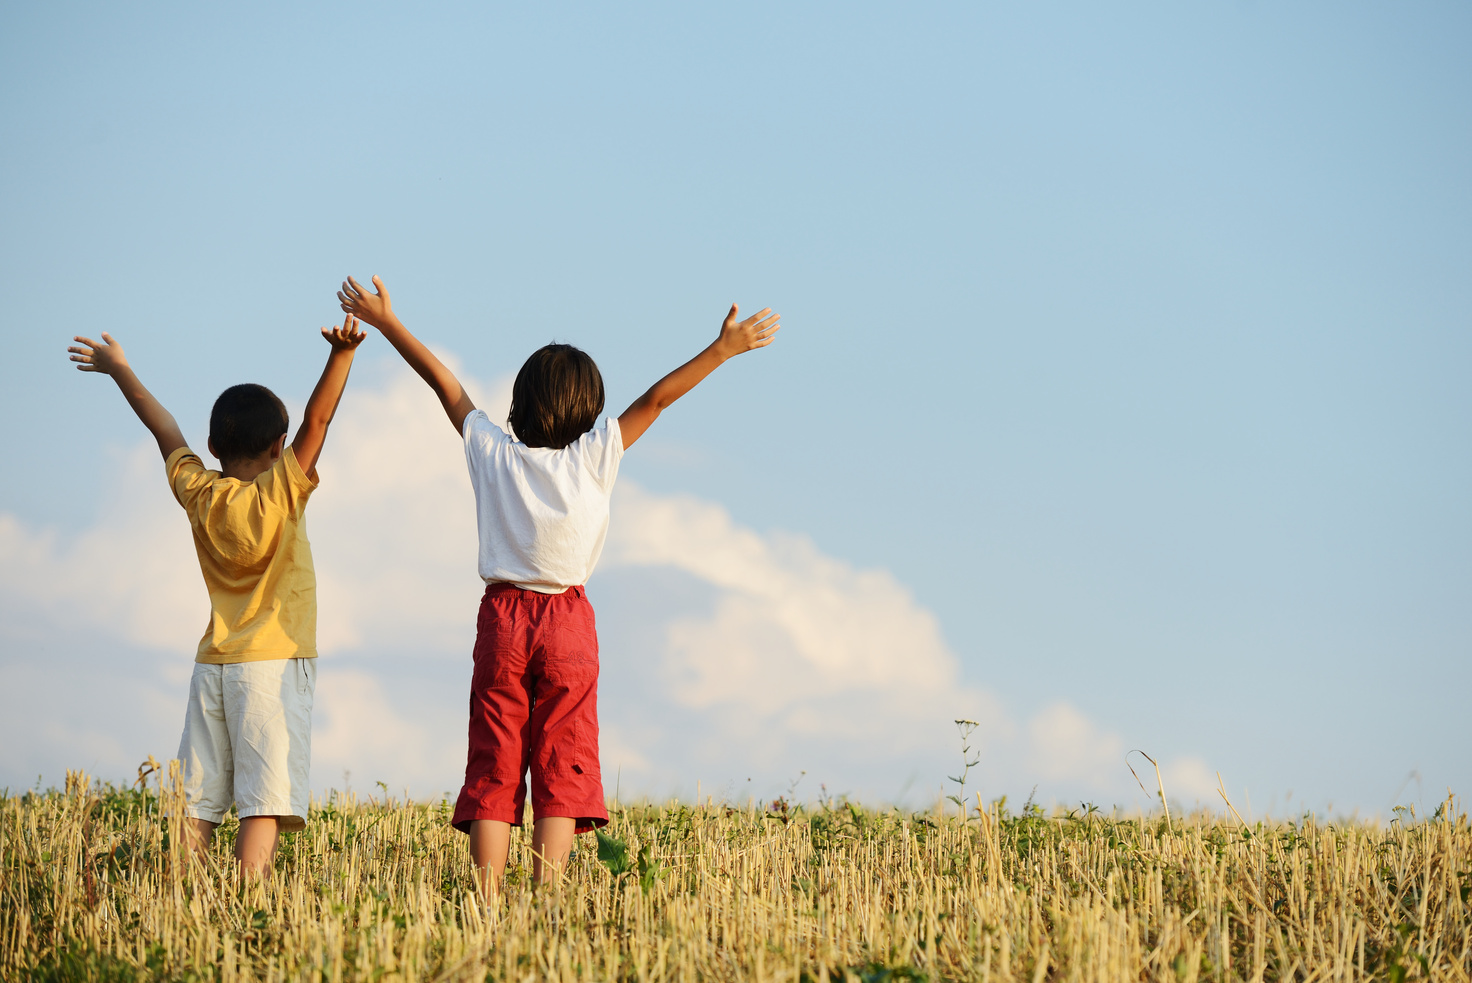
[67,317,366,872]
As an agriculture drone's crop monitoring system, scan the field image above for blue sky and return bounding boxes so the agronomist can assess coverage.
[2,2,1468,815]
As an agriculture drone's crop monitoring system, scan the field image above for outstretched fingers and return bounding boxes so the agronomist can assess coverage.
[337,277,367,310]
[717,304,782,355]
[320,314,367,348]
[338,277,389,322]
[740,308,773,328]
[343,276,384,302]
[68,336,100,371]
[340,314,366,345]
[748,310,780,345]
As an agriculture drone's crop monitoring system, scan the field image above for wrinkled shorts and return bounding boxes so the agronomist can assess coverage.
[451,584,607,834]
[177,658,315,832]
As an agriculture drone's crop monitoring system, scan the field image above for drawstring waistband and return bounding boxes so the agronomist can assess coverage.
[484,582,585,599]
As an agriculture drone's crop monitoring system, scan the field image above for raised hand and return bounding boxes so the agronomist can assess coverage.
[67,332,187,458]
[321,314,368,351]
[337,275,396,330]
[713,304,781,359]
[294,316,367,476]
[67,333,130,375]
[617,302,784,450]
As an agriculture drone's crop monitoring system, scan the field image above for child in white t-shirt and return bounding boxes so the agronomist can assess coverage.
[337,275,779,891]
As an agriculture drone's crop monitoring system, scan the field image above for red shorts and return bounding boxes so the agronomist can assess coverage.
[451,583,607,834]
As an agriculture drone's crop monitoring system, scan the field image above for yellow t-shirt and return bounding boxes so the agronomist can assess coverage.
[166,446,319,664]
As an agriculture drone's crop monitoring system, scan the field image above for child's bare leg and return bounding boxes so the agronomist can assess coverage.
[469,819,512,897]
[185,817,218,855]
[530,817,576,885]
[235,817,281,875]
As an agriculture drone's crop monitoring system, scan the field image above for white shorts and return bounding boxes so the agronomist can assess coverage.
[176,658,315,832]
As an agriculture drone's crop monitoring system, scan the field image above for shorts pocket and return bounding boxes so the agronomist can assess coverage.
[542,623,599,670]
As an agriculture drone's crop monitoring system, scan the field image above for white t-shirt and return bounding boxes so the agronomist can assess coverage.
[462,409,624,593]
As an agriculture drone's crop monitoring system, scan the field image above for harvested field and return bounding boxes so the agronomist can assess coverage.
[3,769,1468,981]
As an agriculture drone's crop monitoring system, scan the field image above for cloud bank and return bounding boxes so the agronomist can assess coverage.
[0,361,1216,810]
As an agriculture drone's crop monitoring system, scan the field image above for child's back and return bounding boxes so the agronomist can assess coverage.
[68,321,366,873]
[169,434,318,661]
[462,405,623,592]
[338,274,779,893]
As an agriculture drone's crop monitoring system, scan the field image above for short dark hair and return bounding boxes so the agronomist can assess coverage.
[209,384,290,462]
[508,344,605,450]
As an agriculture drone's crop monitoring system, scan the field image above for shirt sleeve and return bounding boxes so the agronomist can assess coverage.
[165,447,213,512]
[462,409,511,468]
[255,446,319,517]
[462,408,510,445]
[585,417,625,491]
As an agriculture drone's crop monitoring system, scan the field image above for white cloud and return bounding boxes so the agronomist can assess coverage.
[305,357,504,656]
[0,361,1211,809]
[1162,756,1222,809]
[0,445,203,655]
[311,666,463,798]
[1027,702,1125,786]
[604,485,998,745]
[0,654,181,787]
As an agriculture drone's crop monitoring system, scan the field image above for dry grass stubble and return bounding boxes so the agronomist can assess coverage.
[2,767,1469,981]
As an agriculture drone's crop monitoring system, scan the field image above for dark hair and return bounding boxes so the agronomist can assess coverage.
[209,384,290,462]
[508,344,605,450]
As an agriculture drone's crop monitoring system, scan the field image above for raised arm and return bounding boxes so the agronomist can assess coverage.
[68,333,188,460]
[618,303,780,449]
[338,275,476,435]
[291,315,367,477]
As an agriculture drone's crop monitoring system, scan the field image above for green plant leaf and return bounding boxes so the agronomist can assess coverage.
[595,829,632,877]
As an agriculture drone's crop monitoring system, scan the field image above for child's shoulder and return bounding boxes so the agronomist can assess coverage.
[167,447,315,525]
[463,415,622,487]
[166,446,218,491]
[461,407,500,438]
[466,413,620,454]
[261,447,317,499]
